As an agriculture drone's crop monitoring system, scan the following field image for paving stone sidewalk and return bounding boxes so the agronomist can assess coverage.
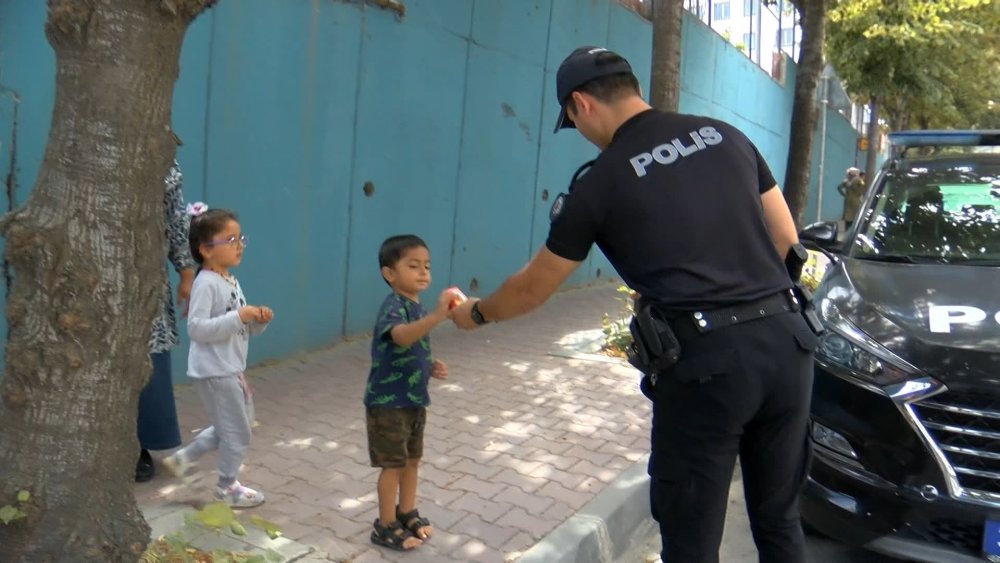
[136,282,652,562]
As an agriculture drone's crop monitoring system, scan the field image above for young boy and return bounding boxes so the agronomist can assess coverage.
[365,234,458,551]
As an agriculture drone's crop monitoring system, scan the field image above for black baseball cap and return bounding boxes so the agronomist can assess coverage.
[553,46,634,133]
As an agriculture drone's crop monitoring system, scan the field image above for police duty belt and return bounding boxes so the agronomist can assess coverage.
[690,290,800,334]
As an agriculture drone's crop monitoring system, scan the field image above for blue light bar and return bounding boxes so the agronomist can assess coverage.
[889,130,1000,148]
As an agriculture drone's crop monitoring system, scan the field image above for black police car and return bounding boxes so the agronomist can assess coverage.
[798,130,1000,562]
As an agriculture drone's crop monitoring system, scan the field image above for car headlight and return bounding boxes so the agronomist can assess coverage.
[817,331,913,385]
[817,298,920,386]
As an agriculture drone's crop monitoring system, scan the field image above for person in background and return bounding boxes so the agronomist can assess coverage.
[837,167,865,227]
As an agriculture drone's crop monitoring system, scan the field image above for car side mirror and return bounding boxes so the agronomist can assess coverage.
[799,221,840,255]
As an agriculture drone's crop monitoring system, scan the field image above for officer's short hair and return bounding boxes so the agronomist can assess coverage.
[564,67,641,115]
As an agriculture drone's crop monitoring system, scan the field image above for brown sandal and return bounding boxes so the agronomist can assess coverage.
[397,506,433,540]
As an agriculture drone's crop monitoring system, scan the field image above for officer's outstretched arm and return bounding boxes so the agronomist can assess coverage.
[760,185,799,259]
[477,247,581,322]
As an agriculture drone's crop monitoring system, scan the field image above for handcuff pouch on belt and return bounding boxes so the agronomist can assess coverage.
[626,301,682,376]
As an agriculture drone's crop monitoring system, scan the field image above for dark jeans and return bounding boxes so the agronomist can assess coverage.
[137,351,182,450]
[647,312,817,563]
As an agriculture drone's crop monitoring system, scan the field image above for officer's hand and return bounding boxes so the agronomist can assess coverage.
[451,298,480,330]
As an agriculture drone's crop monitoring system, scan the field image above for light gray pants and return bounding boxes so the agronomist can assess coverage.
[180,374,254,489]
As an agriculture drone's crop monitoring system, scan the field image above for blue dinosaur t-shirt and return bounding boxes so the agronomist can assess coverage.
[363,292,432,408]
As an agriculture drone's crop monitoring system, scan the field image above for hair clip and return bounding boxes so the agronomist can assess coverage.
[186,202,208,217]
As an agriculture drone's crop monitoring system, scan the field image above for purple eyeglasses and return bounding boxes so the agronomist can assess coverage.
[205,234,247,248]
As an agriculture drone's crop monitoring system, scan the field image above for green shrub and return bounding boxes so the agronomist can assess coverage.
[601,285,635,357]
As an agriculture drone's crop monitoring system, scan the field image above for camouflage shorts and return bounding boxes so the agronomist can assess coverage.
[366,407,426,468]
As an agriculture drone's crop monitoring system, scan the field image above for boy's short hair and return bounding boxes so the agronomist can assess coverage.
[379,235,428,284]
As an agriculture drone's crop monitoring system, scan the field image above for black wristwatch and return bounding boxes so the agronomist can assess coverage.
[470,301,490,326]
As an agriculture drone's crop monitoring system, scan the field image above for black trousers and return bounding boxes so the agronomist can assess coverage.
[647,311,817,563]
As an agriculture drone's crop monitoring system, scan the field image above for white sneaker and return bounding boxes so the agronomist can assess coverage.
[214,481,265,508]
[162,450,198,485]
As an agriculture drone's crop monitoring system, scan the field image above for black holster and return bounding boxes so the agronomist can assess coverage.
[792,282,825,335]
[626,301,682,376]
[786,243,825,336]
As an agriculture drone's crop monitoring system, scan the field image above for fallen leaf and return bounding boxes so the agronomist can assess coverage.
[230,520,247,536]
[195,502,236,530]
[249,515,283,539]
[0,505,24,524]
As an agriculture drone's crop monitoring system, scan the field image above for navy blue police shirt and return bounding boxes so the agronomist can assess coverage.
[546,109,792,310]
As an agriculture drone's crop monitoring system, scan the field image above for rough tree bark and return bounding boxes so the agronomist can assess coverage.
[650,0,684,112]
[0,1,215,561]
[782,0,827,227]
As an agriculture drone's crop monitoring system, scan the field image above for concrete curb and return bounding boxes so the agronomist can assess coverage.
[143,502,315,562]
[514,454,656,563]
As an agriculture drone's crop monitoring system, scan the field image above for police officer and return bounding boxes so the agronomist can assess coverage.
[451,46,817,563]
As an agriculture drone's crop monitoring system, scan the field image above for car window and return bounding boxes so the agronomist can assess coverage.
[850,158,1000,264]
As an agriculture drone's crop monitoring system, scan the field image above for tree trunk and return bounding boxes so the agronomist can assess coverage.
[879,98,911,131]
[650,0,685,112]
[782,0,827,227]
[0,1,214,561]
[864,96,880,187]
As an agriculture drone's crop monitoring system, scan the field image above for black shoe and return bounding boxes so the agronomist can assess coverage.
[135,448,154,482]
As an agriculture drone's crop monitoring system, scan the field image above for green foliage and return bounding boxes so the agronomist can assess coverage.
[0,490,31,525]
[140,534,282,563]
[140,503,283,563]
[601,285,636,357]
[194,502,238,530]
[827,0,1000,129]
[248,515,283,540]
